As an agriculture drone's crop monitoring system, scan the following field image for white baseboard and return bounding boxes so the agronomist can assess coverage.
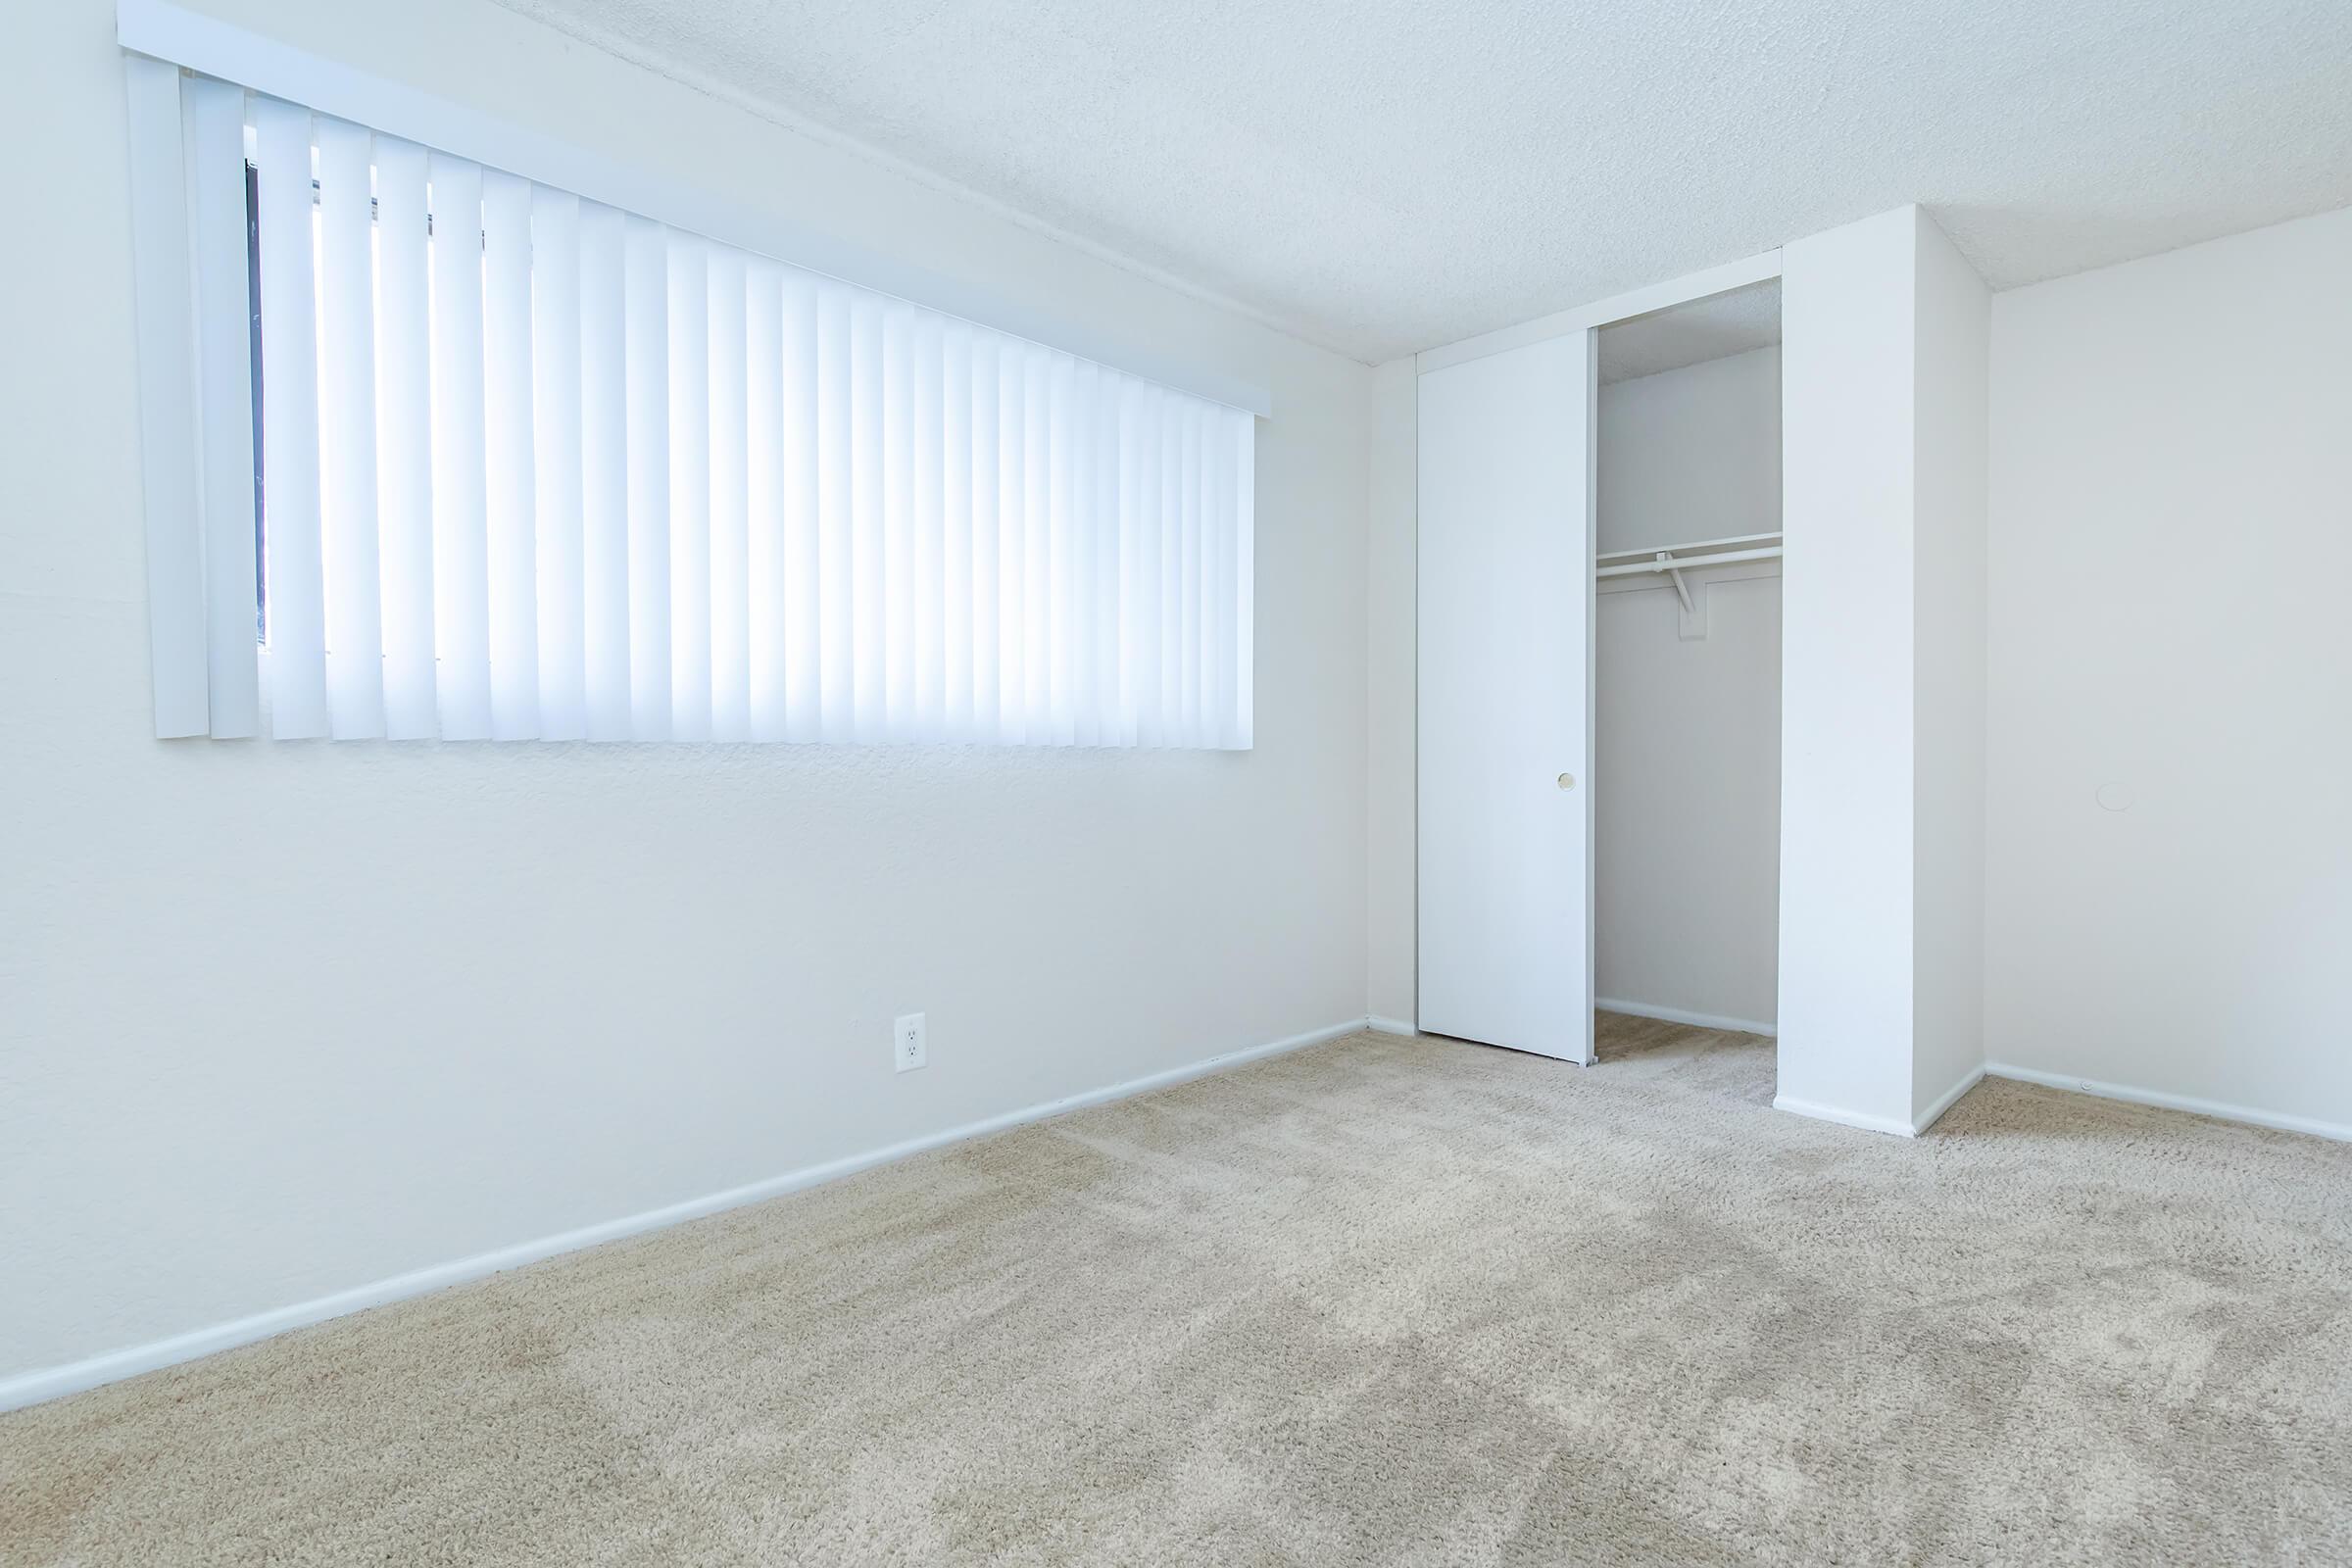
[1771,1094,1918,1138]
[1596,997,1777,1038]
[1911,1066,1985,1135]
[1365,1014,1418,1037]
[1775,1065,1988,1139]
[0,1016,1372,1414]
[1984,1063,2352,1145]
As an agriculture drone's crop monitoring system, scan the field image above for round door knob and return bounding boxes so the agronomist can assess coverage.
[1557,772,1576,790]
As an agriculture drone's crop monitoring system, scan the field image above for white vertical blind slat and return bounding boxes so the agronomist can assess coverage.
[481,170,540,740]
[967,334,1002,743]
[316,117,387,738]
[255,98,329,737]
[125,58,209,738]
[256,98,333,738]
[665,232,712,742]
[1127,384,1162,748]
[1065,360,1094,746]
[530,186,586,741]
[995,344,1027,746]
[1147,403,1171,742]
[372,135,437,739]
[426,152,492,740]
[184,74,262,737]
[1232,412,1255,749]
[1046,355,1075,745]
[709,247,752,743]
[1088,362,1119,746]
[623,214,670,741]
[1157,400,1184,740]
[1203,399,1235,750]
[880,303,913,742]
[940,321,973,740]
[1018,347,1051,745]
[578,200,632,741]
[147,93,1257,752]
[745,259,785,742]
[1101,365,1125,743]
[1178,400,1203,745]
[912,313,947,744]
[849,294,885,743]
[781,273,822,743]
[814,283,855,742]
[1114,381,1143,747]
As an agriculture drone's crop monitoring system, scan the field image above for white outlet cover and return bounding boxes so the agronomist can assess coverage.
[893,1012,927,1073]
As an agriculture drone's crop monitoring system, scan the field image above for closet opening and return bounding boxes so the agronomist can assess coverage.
[1591,279,1784,1060]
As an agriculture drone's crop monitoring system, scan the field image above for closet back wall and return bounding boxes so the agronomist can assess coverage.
[0,0,1373,1395]
[1594,349,1783,1031]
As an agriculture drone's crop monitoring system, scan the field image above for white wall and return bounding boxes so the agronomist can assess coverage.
[1775,209,1921,1131]
[1594,350,1782,1029]
[1365,360,1417,1029]
[1777,206,1989,1135]
[1597,348,1782,554]
[1984,204,2352,1137]
[0,0,1373,1393]
[1910,215,1990,1125]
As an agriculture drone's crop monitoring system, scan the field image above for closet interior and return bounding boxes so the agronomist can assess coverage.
[1592,280,1784,1042]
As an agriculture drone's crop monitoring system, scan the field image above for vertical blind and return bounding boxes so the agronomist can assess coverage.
[131,73,1256,748]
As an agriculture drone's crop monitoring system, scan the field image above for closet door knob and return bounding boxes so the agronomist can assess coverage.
[1557,772,1576,790]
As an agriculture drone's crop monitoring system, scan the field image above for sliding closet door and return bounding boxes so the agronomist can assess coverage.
[1417,331,1596,1062]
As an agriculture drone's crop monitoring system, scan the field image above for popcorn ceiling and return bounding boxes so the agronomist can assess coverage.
[490,0,2352,363]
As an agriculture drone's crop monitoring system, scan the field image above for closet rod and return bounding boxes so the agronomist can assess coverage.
[1594,530,1782,564]
[1594,544,1784,579]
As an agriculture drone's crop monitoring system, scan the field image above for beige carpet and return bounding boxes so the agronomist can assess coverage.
[7,1016,2352,1565]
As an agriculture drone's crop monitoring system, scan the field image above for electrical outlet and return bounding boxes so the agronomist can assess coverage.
[893,1012,927,1073]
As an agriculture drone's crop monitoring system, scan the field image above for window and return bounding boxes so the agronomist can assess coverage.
[127,66,1256,749]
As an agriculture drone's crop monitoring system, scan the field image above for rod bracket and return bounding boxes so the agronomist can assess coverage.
[1656,553,1694,615]
[1593,532,1784,642]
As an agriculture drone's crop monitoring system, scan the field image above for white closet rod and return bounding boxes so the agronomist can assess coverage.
[1595,530,1783,567]
[1594,543,1784,580]
[1593,532,1783,622]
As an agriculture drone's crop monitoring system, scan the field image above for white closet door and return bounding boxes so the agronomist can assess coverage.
[1417,331,1595,1063]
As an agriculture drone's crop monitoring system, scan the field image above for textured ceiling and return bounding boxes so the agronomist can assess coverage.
[1598,281,1780,384]
[486,0,2352,363]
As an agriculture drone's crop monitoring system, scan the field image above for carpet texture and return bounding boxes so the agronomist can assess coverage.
[7,1016,2352,1565]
